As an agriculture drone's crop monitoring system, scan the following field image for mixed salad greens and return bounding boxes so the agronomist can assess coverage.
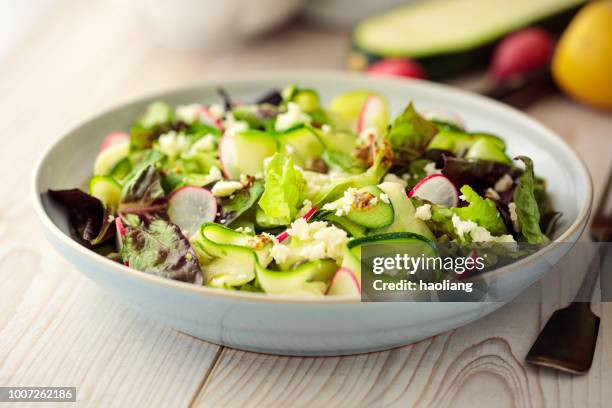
[48,85,559,297]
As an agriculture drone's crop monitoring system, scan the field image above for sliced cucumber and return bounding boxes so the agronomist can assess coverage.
[292,89,320,112]
[328,89,381,126]
[427,128,506,156]
[200,223,271,266]
[373,182,435,240]
[219,129,278,179]
[344,186,394,229]
[88,175,122,209]
[465,138,512,164]
[277,125,325,168]
[110,157,132,180]
[206,245,257,288]
[321,213,367,238]
[255,259,337,295]
[93,140,129,175]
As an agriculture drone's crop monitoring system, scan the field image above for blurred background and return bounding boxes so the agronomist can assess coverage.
[1,0,609,180]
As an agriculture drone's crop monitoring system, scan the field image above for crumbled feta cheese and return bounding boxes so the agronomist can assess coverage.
[275,102,312,131]
[158,131,189,158]
[379,193,390,204]
[211,180,244,197]
[452,214,516,247]
[321,124,332,134]
[175,103,203,124]
[271,218,348,265]
[415,204,432,221]
[207,166,223,182]
[322,188,357,216]
[494,174,514,193]
[235,226,253,234]
[208,103,225,119]
[383,173,408,188]
[424,162,441,176]
[223,113,248,137]
[485,187,501,201]
[270,243,292,264]
[190,134,216,152]
[508,202,520,232]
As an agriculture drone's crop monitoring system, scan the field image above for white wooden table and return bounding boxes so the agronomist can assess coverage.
[1,1,611,406]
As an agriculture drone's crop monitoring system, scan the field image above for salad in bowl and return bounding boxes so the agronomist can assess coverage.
[47,85,558,298]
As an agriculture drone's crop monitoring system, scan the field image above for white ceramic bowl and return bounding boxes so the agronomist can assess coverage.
[32,71,592,356]
[114,0,305,51]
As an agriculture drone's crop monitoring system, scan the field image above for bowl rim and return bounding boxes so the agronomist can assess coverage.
[31,69,593,305]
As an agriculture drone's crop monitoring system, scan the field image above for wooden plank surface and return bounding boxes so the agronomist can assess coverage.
[0,0,610,407]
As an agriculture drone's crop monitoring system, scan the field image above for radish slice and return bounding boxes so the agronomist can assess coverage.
[421,109,465,130]
[356,95,388,136]
[115,216,126,250]
[276,207,318,243]
[198,107,224,130]
[100,132,129,152]
[167,186,217,237]
[326,268,361,296]
[409,174,459,208]
[218,135,239,179]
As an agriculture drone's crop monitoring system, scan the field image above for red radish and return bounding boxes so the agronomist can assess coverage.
[409,174,459,208]
[326,268,361,296]
[276,207,318,243]
[100,132,129,152]
[167,186,217,238]
[356,95,387,134]
[367,58,426,79]
[421,109,465,130]
[218,135,239,179]
[115,216,126,249]
[490,27,555,83]
[198,107,224,130]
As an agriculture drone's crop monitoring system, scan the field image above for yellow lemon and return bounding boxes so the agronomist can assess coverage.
[552,1,612,109]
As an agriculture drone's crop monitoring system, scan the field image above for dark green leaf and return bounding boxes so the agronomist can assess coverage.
[386,102,438,163]
[219,179,265,226]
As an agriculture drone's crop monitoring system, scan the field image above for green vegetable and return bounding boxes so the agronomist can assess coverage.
[452,185,507,236]
[130,102,174,150]
[88,175,122,210]
[119,165,166,214]
[386,102,438,163]
[121,215,202,283]
[257,153,306,226]
[513,156,548,244]
[219,179,265,226]
[351,0,584,78]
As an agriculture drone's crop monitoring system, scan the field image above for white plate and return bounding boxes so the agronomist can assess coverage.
[32,71,592,356]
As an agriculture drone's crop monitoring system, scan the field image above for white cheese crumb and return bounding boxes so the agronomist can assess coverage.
[275,102,311,131]
[207,166,223,183]
[485,187,501,201]
[223,113,248,137]
[494,174,514,193]
[175,103,203,124]
[383,173,408,188]
[424,162,441,176]
[452,214,516,247]
[379,193,390,204]
[211,180,244,197]
[415,204,432,221]
[298,199,313,217]
[508,202,520,232]
[358,126,379,144]
[190,134,216,153]
[208,103,225,119]
[322,187,357,216]
[321,124,332,134]
[158,131,189,158]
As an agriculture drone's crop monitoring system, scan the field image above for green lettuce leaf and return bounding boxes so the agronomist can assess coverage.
[386,102,438,163]
[257,153,306,225]
[119,164,166,214]
[452,185,507,236]
[513,156,548,244]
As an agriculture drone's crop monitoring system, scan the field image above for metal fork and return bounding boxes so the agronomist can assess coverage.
[526,166,612,374]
